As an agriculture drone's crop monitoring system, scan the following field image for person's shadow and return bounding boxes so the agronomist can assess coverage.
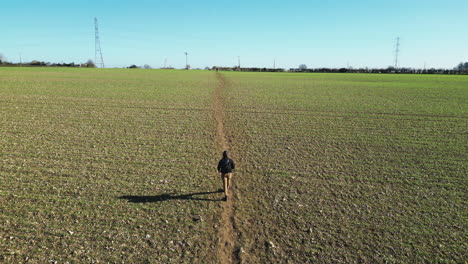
[119,190,224,203]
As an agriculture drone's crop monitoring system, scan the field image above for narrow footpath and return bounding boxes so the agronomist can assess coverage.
[214,72,238,264]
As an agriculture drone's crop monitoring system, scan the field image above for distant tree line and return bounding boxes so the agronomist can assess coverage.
[455,62,468,73]
[211,66,285,72]
[0,57,96,68]
[208,64,468,74]
[288,66,464,75]
[1,52,467,74]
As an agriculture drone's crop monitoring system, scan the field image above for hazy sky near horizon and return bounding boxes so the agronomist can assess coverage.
[1,0,467,69]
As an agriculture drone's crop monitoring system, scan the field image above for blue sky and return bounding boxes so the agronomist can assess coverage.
[1,0,467,69]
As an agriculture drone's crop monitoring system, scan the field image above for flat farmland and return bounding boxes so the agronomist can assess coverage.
[222,72,467,263]
[1,68,467,263]
[0,68,223,263]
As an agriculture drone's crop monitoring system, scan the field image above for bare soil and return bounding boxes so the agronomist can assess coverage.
[214,72,239,264]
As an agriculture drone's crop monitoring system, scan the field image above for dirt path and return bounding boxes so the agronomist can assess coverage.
[214,72,238,264]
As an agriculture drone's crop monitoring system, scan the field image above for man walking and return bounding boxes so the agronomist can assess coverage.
[217,150,235,201]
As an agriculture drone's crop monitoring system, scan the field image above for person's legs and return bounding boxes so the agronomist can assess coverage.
[223,175,229,196]
[221,173,233,199]
[226,173,232,192]
[220,173,225,192]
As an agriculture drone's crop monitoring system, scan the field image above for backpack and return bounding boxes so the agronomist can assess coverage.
[220,158,232,172]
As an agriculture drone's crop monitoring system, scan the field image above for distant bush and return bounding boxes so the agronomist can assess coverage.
[86,60,96,68]
[455,62,468,73]
[30,60,46,66]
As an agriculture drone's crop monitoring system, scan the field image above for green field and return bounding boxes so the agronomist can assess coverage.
[1,68,466,263]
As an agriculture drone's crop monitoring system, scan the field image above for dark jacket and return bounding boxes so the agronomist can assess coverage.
[218,158,235,174]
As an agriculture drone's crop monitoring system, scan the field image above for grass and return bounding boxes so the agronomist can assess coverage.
[0,68,223,263]
[222,72,467,263]
[1,68,466,263]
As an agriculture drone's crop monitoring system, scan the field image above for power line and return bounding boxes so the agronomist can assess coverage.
[94,17,105,68]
